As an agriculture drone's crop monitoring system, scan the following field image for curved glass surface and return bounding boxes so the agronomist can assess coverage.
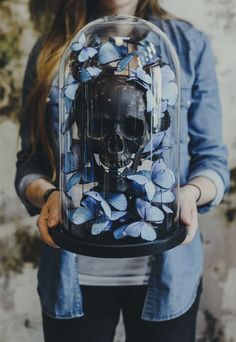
[59,15,180,246]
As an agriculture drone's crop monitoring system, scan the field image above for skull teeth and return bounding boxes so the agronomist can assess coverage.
[94,154,133,174]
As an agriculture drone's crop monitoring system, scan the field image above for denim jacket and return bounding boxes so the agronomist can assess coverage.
[15,17,229,321]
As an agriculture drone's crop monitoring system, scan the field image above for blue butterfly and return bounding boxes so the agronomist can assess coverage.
[127,159,175,200]
[62,140,89,174]
[79,66,102,82]
[161,64,178,106]
[65,168,95,193]
[64,81,79,100]
[71,33,98,62]
[113,222,157,241]
[71,192,127,235]
[142,132,170,159]
[98,41,128,65]
[152,190,175,204]
[113,197,166,241]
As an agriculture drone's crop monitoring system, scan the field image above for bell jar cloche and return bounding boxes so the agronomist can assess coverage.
[50,15,187,257]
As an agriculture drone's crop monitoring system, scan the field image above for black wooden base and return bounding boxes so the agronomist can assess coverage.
[49,223,187,258]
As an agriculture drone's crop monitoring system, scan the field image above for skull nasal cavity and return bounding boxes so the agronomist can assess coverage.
[108,134,124,154]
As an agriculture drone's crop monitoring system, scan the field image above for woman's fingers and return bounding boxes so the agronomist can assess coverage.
[36,206,59,248]
[179,186,199,245]
[182,208,198,245]
[47,203,60,228]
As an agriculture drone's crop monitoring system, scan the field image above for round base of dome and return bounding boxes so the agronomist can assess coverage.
[49,223,187,258]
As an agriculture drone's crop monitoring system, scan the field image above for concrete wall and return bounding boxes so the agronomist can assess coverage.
[0,0,235,341]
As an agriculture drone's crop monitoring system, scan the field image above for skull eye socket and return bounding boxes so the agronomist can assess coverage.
[88,117,111,139]
[121,116,145,139]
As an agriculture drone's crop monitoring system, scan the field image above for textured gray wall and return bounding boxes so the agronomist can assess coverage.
[0,0,235,341]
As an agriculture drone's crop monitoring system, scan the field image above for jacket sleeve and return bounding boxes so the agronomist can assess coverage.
[187,32,230,213]
[15,38,53,216]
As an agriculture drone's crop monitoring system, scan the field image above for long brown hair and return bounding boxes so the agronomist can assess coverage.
[23,0,172,182]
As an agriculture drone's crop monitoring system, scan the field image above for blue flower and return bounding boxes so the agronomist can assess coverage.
[71,33,98,62]
[98,40,143,71]
[127,159,175,201]
[142,131,170,159]
[113,198,164,242]
[71,192,127,235]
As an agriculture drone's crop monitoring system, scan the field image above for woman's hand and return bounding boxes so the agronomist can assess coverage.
[36,191,61,248]
[179,185,199,245]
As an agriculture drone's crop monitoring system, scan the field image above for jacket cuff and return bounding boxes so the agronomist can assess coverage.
[17,173,51,216]
[188,169,225,213]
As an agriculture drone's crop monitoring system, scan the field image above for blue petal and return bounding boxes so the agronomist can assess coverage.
[161,64,175,83]
[78,49,89,62]
[65,74,77,85]
[72,206,94,225]
[145,181,156,201]
[87,66,102,77]
[101,200,112,218]
[98,42,126,64]
[85,192,111,217]
[107,193,127,211]
[146,206,164,223]
[152,190,175,203]
[71,34,86,51]
[127,174,150,185]
[86,47,98,58]
[92,217,110,235]
[136,198,164,222]
[125,221,143,237]
[117,53,137,71]
[136,68,152,84]
[109,211,127,221]
[162,204,174,214]
[71,42,82,51]
[81,196,97,216]
[65,172,81,192]
[85,191,104,202]
[151,159,167,181]
[113,225,128,239]
[162,82,178,106]
[136,170,151,178]
[79,68,92,82]
[136,198,151,219]
[143,132,165,153]
[140,223,157,241]
[64,82,79,100]
[154,169,175,189]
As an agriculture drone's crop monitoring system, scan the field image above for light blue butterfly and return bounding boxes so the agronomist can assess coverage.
[71,33,98,62]
[71,192,127,235]
[98,41,128,65]
[79,66,102,82]
[161,64,178,106]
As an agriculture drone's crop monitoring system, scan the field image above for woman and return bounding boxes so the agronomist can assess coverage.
[15,0,229,341]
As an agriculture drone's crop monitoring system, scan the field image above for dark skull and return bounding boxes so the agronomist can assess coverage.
[75,75,150,177]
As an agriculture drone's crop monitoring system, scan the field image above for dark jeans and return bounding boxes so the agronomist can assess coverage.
[42,280,202,342]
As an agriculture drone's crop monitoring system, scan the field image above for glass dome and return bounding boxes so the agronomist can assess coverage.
[50,15,187,257]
